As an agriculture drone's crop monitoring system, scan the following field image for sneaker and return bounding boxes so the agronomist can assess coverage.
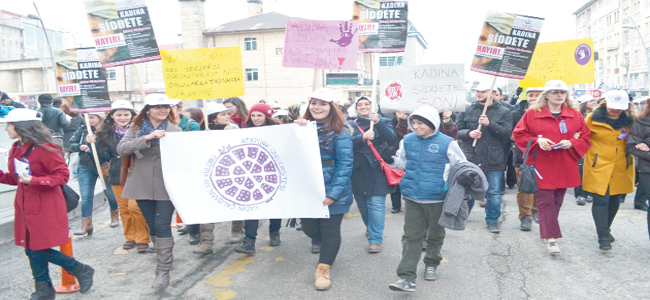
[424,266,438,281]
[531,210,539,223]
[269,232,281,246]
[122,240,136,249]
[608,232,616,243]
[520,216,532,231]
[369,243,381,253]
[233,237,256,256]
[546,240,561,254]
[585,195,594,203]
[576,196,586,206]
[389,278,416,292]
[311,243,321,253]
[391,207,400,214]
[487,222,500,233]
[634,204,649,211]
[599,238,612,250]
[480,199,487,207]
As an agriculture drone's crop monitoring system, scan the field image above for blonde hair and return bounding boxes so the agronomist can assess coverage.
[595,99,638,118]
[529,90,579,113]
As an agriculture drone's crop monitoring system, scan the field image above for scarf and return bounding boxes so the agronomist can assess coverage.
[231,115,245,128]
[317,122,338,151]
[209,124,227,131]
[591,106,634,130]
[138,118,168,146]
[115,123,129,140]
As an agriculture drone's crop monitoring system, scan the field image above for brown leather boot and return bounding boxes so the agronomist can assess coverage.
[193,224,214,255]
[230,221,244,243]
[73,217,94,236]
[152,237,174,289]
[109,210,120,228]
[315,263,331,290]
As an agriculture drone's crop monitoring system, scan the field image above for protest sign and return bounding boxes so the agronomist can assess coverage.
[352,0,408,52]
[380,64,466,113]
[282,19,360,71]
[84,0,161,67]
[160,47,245,99]
[54,47,111,112]
[471,11,545,79]
[160,123,329,224]
[519,38,595,88]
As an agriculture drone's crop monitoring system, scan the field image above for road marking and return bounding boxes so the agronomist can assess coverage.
[258,246,274,251]
[617,214,627,217]
[113,247,128,255]
[97,220,111,228]
[442,258,448,263]
[344,213,361,218]
[204,254,255,299]
[572,256,583,260]
[109,272,128,276]
[275,257,286,262]
[632,216,643,220]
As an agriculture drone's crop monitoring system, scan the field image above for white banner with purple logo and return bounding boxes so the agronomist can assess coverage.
[160,123,329,224]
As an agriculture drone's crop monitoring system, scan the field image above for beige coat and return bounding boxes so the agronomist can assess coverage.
[117,123,182,200]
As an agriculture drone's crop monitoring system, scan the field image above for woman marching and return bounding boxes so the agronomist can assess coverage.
[583,90,636,250]
[117,94,182,289]
[627,98,650,239]
[192,103,243,255]
[68,112,119,236]
[295,88,354,290]
[223,97,249,128]
[513,80,591,254]
[347,96,396,253]
[0,109,94,299]
[94,100,153,252]
[233,103,282,255]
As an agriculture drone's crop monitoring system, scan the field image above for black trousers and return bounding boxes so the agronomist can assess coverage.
[574,158,587,198]
[244,219,281,240]
[136,200,175,238]
[301,214,344,265]
[390,188,401,210]
[637,173,650,239]
[506,151,517,187]
[591,188,624,238]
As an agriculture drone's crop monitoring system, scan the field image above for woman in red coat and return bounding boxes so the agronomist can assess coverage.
[513,80,591,255]
[0,108,94,299]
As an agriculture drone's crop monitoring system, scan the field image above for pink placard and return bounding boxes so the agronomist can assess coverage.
[282,19,359,71]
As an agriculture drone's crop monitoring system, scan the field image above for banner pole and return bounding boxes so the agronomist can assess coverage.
[472,76,498,147]
[133,65,146,102]
[202,99,209,130]
[84,113,107,190]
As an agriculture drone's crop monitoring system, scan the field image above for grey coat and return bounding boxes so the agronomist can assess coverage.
[116,123,182,201]
[438,161,488,230]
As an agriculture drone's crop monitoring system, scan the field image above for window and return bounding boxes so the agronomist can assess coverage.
[1,39,4,47]
[379,56,404,66]
[245,38,257,51]
[107,69,116,80]
[245,68,258,81]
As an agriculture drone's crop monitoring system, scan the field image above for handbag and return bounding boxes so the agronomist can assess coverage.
[518,138,539,194]
[100,161,110,178]
[22,145,79,212]
[354,122,404,185]
[119,154,134,186]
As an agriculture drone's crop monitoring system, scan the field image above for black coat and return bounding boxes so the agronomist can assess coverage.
[68,125,112,169]
[457,101,513,172]
[95,132,123,186]
[511,101,529,167]
[38,104,69,137]
[627,115,650,174]
[63,115,84,151]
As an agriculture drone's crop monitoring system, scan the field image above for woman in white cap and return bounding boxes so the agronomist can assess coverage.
[578,94,597,117]
[95,100,153,253]
[295,88,354,290]
[574,94,598,206]
[69,111,119,236]
[513,80,591,254]
[0,109,95,298]
[117,94,182,289]
[627,97,650,235]
[583,90,636,251]
[191,103,242,256]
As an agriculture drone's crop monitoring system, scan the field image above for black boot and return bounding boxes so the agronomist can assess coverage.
[233,237,256,256]
[177,225,190,235]
[269,231,281,246]
[189,232,201,245]
[30,281,55,300]
[69,263,95,293]
[598,236,612,250]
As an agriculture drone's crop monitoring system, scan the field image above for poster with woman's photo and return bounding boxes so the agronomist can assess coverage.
[352,0,408,52]
[84,0,160,67]
[470,11,544,79]
[54,47,112,112]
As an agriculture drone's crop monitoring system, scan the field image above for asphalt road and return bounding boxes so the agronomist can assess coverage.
[1,188,649,300]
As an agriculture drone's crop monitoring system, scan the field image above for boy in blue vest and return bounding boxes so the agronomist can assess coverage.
[387,105,466,292]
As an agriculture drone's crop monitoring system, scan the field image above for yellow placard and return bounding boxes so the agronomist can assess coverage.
[519,38,595,88]
[160,47,244,99]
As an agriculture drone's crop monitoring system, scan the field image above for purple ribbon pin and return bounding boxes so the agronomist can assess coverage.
[618,128,629,140]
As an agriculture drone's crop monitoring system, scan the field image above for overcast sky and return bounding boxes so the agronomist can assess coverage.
[2,0,589,87]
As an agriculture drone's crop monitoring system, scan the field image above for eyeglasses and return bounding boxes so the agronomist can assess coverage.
[151,105,170,109]
[550,90,567,95]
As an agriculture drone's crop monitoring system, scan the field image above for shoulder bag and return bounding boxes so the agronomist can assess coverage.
[354,122,404,185]
[518,138,539,194]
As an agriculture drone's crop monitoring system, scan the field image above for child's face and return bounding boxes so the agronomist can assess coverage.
[412,118,434,137]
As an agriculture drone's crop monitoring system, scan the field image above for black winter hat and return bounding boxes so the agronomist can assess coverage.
[38,94,53,104]
[411,115,435,131]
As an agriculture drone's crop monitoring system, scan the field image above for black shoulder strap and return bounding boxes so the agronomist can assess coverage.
[22,145,36,159]
[522,138,533,164]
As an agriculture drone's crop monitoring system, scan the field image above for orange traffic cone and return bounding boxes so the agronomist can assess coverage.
[171,211,183,228]
[55,236,80,293]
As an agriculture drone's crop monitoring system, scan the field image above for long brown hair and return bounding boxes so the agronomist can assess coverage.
[12,120,62,153]
[223,97,249,120]
[303,99,345,133]
[131,105,177,130]
[96,109,136,143]
[640,101,650,119]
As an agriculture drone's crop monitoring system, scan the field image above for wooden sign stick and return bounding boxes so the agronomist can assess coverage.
[472,76,498,147]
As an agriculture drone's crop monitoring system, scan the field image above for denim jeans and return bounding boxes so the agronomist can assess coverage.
[244,219,281,240]
[485,171,502,223]
[301,214,344,265]
[136,200,175,238]
[355,194,387,244]
[26,248,79,282]
[78,165,117,217]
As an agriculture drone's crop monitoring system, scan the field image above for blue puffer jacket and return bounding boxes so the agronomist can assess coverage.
[319,125,354,215]
[400,132,453,200]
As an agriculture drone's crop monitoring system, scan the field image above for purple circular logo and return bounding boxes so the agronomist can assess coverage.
[209,144,281,206]
[574,44,592,65]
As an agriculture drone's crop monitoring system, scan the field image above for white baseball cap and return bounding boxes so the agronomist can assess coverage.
[0,108,42,123]
[269,101,281,109]
[273,109,288,118]
[111,100,134,110]
[144,94,180,106]
[578,94,594,103]
[543,80,569,92]
[604,90,630,110]
[526,87,545,93]
[206,102,234,116]
[308,88,336,103]
[474,82,493,92]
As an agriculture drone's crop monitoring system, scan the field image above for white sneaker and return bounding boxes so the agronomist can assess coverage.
[546,240,561,254]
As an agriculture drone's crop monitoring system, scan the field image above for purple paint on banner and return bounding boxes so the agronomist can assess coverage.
[574,44,592,66]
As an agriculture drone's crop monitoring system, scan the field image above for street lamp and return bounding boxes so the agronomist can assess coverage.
[623,13,650,94]
[27,3,58,96]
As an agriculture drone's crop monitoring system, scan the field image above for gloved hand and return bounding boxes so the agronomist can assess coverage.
[516,87,523,96]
